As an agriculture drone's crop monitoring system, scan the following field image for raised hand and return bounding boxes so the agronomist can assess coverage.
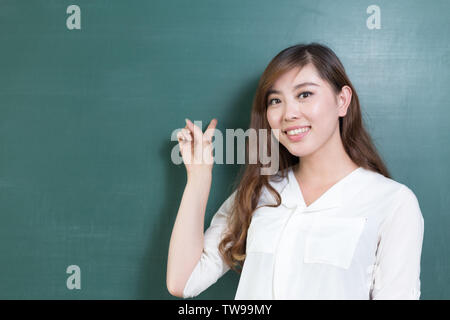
[177,118,218,177]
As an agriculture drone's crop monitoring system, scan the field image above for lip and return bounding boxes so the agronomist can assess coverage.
[284,126,311,142]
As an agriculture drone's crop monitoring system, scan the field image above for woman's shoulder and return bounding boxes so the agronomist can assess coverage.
[359,167,420,206]
[365,168,424,233]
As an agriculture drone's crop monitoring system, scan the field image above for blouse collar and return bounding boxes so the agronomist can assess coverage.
[279,165,364,213]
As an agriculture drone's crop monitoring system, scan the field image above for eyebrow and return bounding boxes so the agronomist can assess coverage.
[267,82,320,96]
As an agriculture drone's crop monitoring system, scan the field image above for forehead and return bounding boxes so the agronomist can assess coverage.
[271,64,322,89]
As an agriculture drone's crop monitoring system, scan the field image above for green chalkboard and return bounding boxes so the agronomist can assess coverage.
[0,0,448,299]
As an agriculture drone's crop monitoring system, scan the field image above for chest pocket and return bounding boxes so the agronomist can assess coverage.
[304,215,367,269]
[246,206,291,254]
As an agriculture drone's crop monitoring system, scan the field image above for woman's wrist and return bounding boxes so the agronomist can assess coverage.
[187,168,213,183]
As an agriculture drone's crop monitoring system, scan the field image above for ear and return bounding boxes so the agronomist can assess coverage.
[336,85,352,117]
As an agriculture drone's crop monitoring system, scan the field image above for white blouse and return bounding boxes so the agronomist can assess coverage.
[182,166,425,300]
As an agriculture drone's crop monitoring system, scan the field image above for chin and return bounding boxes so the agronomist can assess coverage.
[284,144,310,158]
[291,150,310,158]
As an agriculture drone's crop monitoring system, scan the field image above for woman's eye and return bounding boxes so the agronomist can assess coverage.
[268,98,280,106]
[298,91,313,99]
[267,91,313,106]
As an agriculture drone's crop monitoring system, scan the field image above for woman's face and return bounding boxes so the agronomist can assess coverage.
[266,63,351,158]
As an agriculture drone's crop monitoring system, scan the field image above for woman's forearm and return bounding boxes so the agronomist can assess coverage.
[166,171,212,297]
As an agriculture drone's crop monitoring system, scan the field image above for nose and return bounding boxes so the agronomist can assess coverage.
[284,98,301,121]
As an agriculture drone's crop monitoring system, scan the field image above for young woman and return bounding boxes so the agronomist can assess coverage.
[167,43,425,300]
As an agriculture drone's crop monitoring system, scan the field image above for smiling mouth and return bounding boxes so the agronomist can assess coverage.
[284,126,311,135]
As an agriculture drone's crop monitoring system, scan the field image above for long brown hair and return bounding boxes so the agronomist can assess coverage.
[218,42,391,274]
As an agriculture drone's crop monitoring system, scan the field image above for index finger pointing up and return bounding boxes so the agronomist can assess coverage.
[185,118,203,142]
[203,118,218,143]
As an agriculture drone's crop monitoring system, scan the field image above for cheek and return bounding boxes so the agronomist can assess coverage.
[266,108,282,128]
[310,100,336,126]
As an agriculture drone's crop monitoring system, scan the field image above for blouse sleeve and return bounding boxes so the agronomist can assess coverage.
[182,190,237,299]
[371,185,425,300]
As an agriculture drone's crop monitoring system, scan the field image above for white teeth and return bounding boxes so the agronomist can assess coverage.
[286,127,311,135]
